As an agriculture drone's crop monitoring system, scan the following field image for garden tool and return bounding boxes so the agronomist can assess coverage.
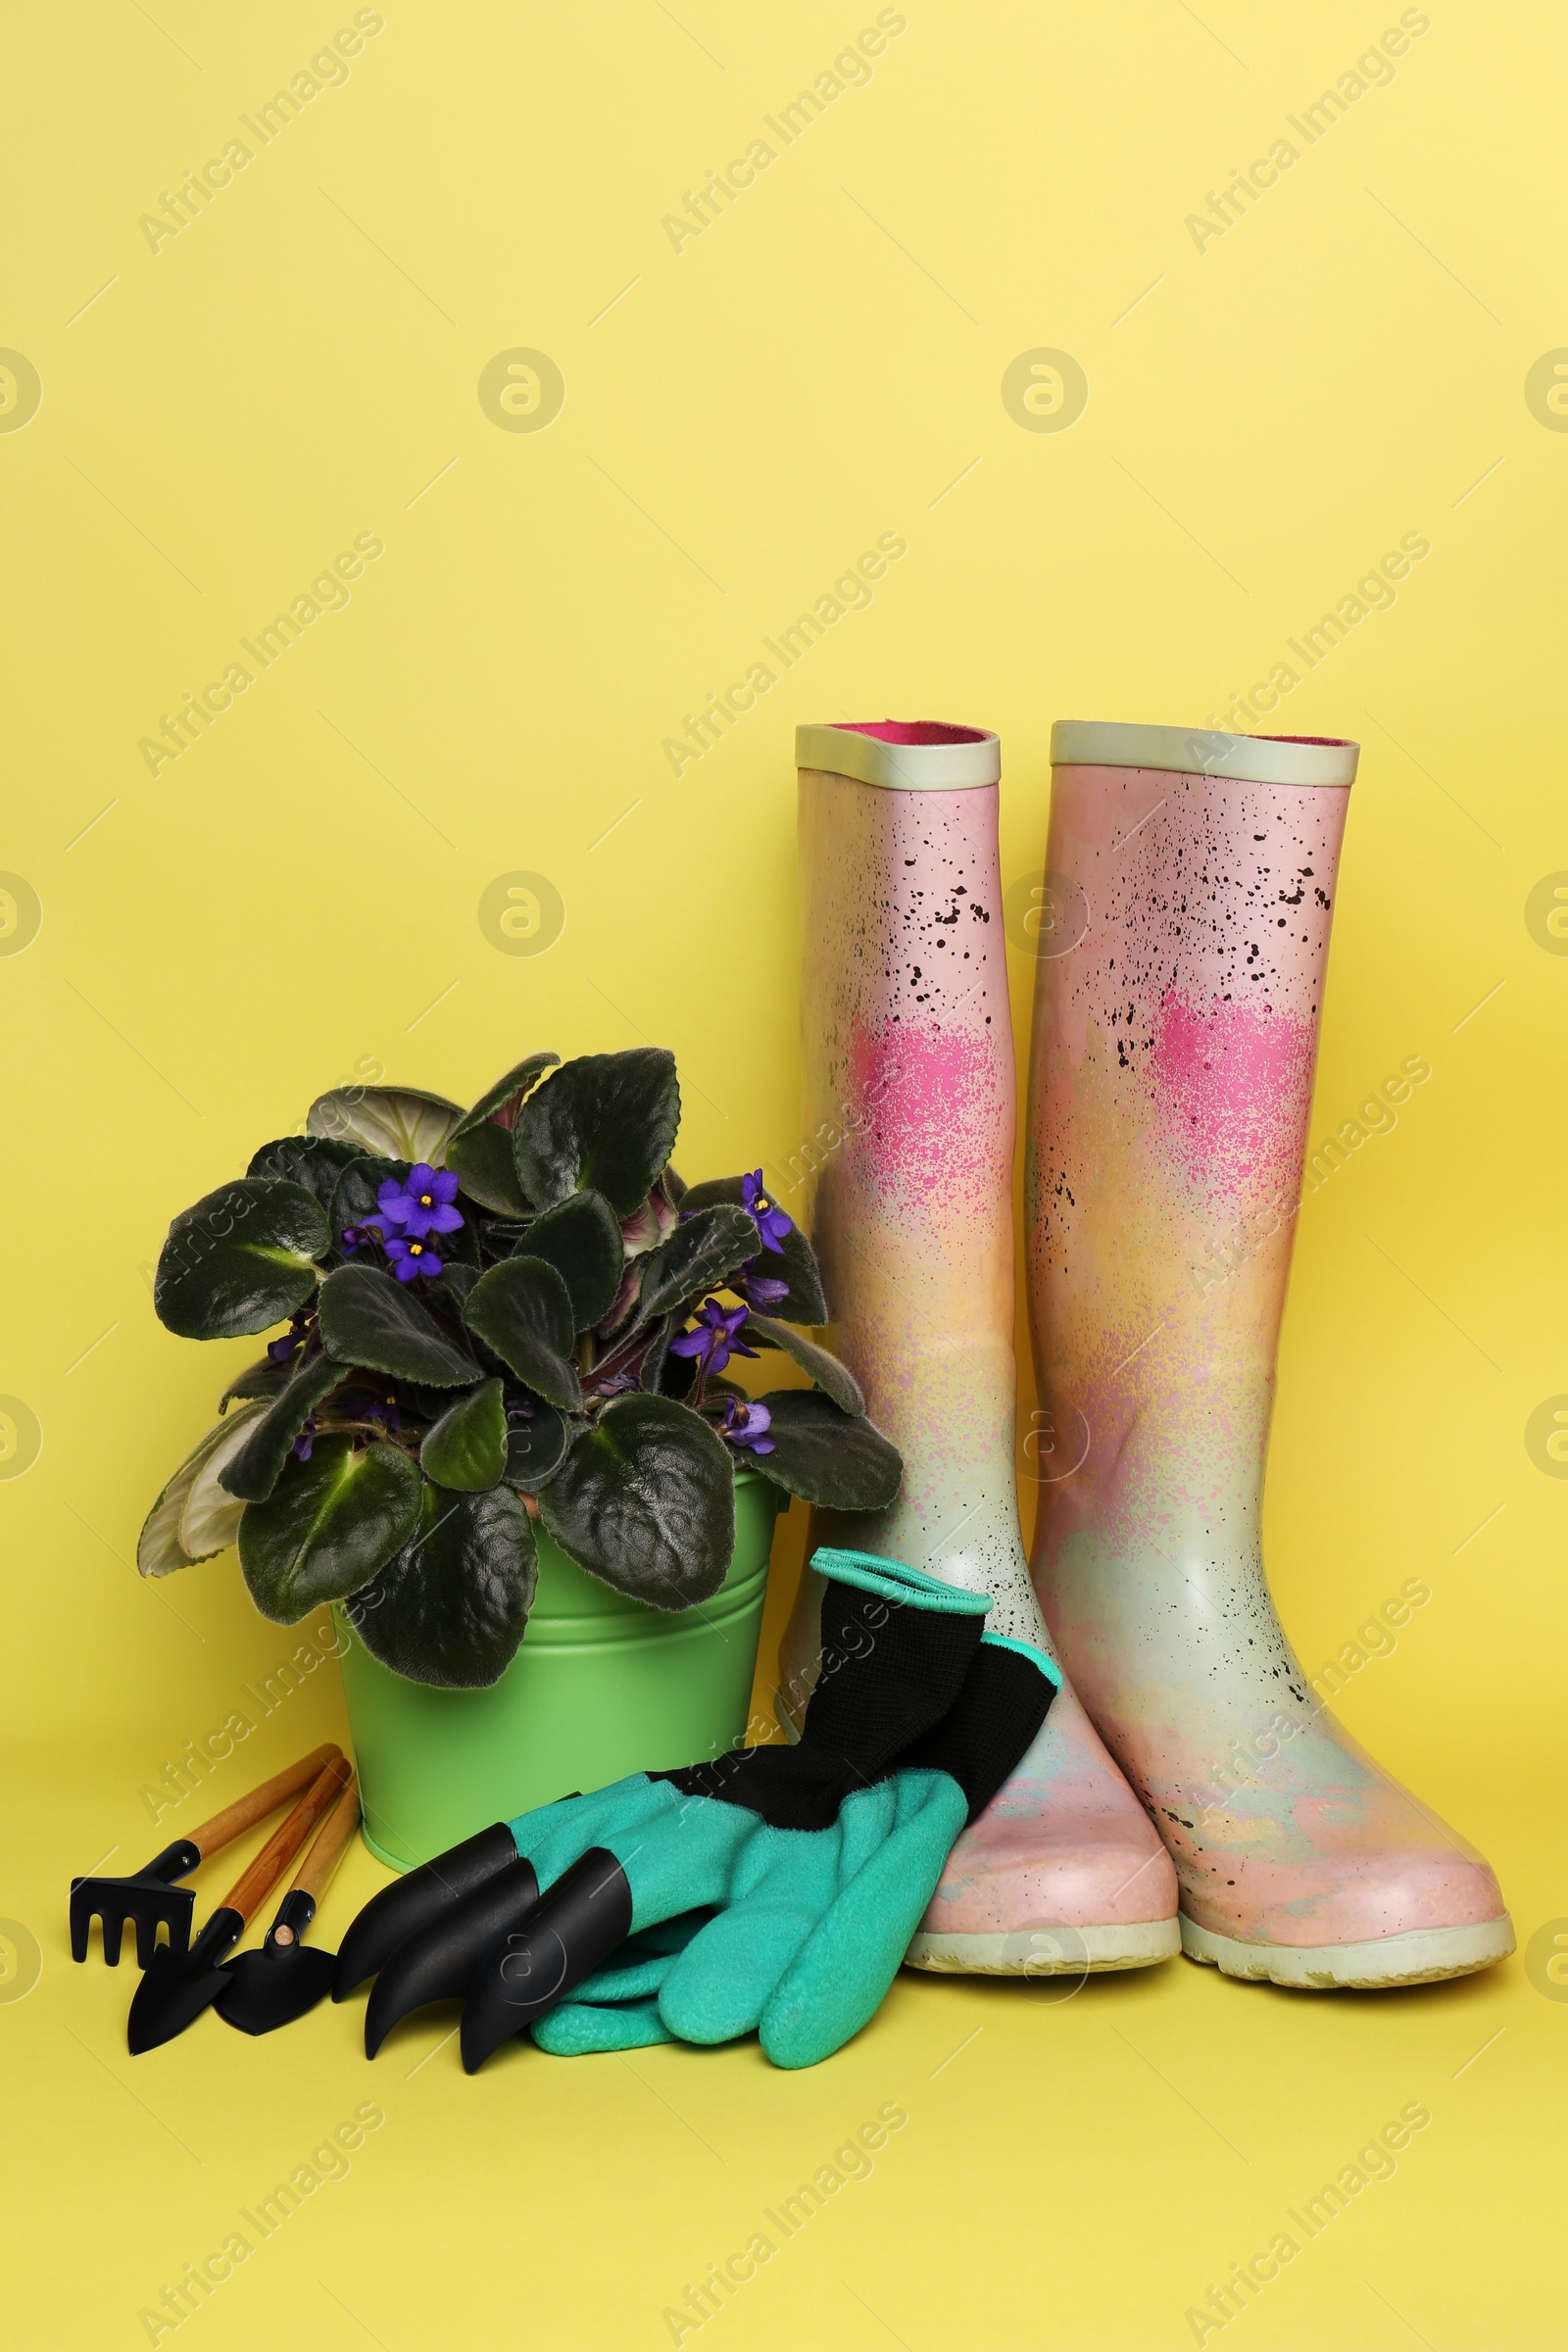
[342,1550,1056,2071]
[1027,720,1512,1987]
[71,1742,344,1967]
[215,1772,362,2034]
[127,1754,351,2051]
[777,719,1181,1975]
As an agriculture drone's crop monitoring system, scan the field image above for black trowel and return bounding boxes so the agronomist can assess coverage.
[215,1773,362,2036]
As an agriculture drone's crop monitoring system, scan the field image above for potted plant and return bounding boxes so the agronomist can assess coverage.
[139,1048,901,1863]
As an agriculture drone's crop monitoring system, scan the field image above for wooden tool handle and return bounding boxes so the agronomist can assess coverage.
[185,1742,344,1861]
[289,1774,361,1903]
[220,1757,352,1925]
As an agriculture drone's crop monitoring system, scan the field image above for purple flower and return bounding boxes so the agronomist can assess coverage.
[715,1396,774,1455]
[339,1221,384,1258]
[268,1305,317,1361]
[733,1258,789,1312]
[341,1388,401,1434]
[375,1179,411,1229]
[292,1412,319,1463]
[378,1163,465,1240]
[669,1298,758,1379]
[741,1171,793,1254]
[385,1235,442,1282]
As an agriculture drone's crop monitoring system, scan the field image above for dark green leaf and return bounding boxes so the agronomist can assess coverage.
[346,1482,537,1688]
[326,1158,480,1270]
[503,1400,570,1489]
[742,1314,864,1415]
[219,1351,344,1503]
[633,1204,760,1327]
[427,1262,480,1315]
[512,1048,680,1217]
[419,1377,508,1491]
[453,1053,562,1134]
[238,1435,421,1623]
[318,1263,480,1388]
[445,1120,528,1215]
[306,1085,464,1164]
[596,1261,642,1342]
[445,1053,560,1213]
[463,1257,582,1411]
[155,1180,328,1341]
[481,1220,533,1256]
[748,1390,902,1509]
[328,1154,396,1240]
[387,1379,455,1420]
[679,1175,827,1324]
[518,1190,623,1327]
[220,1354,295,1406]
[638,1309,681,1395]
[538,1395,733,1610]
[246,1134,361,1214]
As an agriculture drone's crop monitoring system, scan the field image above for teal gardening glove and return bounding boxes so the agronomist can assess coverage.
[532,1605,1059,2062]
[336,1548,1058,2071]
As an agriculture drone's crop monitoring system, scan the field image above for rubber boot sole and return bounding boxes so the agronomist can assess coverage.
[780,1694,1183,1979]
[904,1918,1182,1974]
[1180,1912,1516,1989]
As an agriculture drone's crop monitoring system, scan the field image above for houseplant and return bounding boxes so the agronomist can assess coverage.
[139,1048,902,1859]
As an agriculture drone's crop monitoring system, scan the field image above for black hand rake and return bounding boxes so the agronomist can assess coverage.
[70,1743,344,1967]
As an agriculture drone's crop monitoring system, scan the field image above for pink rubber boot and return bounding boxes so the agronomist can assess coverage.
[1027,721,1513,1986]
[776,720,1180,1976]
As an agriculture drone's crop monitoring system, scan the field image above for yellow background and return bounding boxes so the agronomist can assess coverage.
[3,3,1564,2345]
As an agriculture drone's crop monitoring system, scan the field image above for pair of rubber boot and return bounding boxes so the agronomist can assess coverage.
[778,717,1512,1990]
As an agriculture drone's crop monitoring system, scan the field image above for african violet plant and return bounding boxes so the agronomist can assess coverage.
[139,1049,901,1689]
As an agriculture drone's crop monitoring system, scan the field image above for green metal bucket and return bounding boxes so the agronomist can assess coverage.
[334,1472,784,1870]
